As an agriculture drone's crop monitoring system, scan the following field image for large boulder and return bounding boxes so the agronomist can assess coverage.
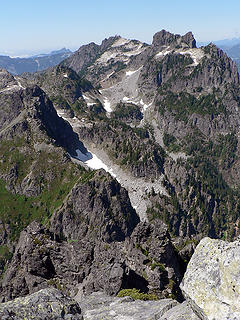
[180,237,240,320]
[0,287,83,320]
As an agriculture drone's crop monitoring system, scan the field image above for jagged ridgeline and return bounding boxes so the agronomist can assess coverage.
[30,30,240,241]
[1,29,240,304]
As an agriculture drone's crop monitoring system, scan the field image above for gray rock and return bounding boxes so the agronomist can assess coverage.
[180,237,240,320]
[0,287,83,319]
[160,301,200,320]
[80,291,178,320]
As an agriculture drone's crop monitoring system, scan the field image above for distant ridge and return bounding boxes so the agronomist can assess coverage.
[0,48,73,75]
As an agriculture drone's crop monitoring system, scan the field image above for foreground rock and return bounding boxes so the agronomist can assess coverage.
[79,291,199,320]
[0,288,83,320]
[0,219,183,302]
[181,237,240,320]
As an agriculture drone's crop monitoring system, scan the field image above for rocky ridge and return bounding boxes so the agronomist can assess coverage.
[29,30,240,241]
[1,29,240,319]
[2,236,240,319]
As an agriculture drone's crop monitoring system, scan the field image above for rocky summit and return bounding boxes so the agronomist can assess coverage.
[1,29,240,319]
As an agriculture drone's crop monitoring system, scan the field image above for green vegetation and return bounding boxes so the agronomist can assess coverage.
[0,245,13,274]
[150,261,166,272]
[163,132,181,152]
[112,102,142,122]
[79,118,165,178]
[72,99,106,121]
[148,137,240,240]
[117,288,158,301]
[157,91,226,121]
[0,136,95,241]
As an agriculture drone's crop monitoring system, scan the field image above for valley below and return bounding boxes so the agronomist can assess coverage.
[1,29,240,319]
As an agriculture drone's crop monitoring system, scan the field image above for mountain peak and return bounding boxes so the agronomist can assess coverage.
[152,29,196,49]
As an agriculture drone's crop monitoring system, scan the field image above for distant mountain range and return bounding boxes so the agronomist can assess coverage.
[2,36,240,75]
[0,48,72,75]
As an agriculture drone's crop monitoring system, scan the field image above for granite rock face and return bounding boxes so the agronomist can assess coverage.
[79,291,200,320]
[181,237,240,320]
[0,287,83,320]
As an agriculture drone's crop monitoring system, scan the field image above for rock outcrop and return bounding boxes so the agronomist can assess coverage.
[181,237,240,320]
[79,291,199,320]
[50,170,140,243]
[0,218,183,302]
[0,288,83,320]
[152,30,196,50]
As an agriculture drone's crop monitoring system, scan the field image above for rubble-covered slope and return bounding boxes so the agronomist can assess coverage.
[29,30,240,241]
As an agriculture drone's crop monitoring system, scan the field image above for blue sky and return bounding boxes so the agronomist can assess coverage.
[1,0,240,55]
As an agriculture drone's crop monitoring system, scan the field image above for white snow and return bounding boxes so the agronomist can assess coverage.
[102,97,112,112]
[74,149,116,177]
[126,69,139,76]
[56,110,65,116]
[140,99,153,111]
[123,96,129,101]
[82,94,90,100]
[112,38,130,48]
[0,83,24,93]
[82,94,96,106]
[178,48,205,66]
[124,43,145,57]
[101,71,114,82]
[16,79,25,89]
[155,47,172,58]
[97,51,120,64]
[63,73,68,78]
[155,47,205,66]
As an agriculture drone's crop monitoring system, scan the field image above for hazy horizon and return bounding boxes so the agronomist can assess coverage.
[1,0,240,56]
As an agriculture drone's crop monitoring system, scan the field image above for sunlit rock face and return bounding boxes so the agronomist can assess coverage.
[181,237,240,320]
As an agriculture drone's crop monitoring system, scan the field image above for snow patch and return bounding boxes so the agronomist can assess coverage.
[126,68,140,76]
[124,43,145,57]
[74,149,116,177]
[97,51,120,64]
[16,79,24,89]
[140,99,153,111]
[82,94,90,100]
[112,38,130,48]
[63,73,68,78]
[155,47,172,58]
[101,71,114,82]
[102,97,112,112]
[178,48,205,66]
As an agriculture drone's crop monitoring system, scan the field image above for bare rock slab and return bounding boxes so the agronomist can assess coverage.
[160,301,200,320]
[180,237,240,320]
[80,292,178,320]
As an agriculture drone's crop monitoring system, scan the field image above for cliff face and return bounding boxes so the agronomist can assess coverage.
[0,215,183,302]
[2,29,240,315]
[0,69,183,302]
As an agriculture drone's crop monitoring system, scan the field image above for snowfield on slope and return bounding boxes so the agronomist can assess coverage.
[55,108,167,221]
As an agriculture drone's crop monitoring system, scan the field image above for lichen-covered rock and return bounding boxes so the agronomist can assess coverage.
[0,287,83,320]
[180,237,240,320]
